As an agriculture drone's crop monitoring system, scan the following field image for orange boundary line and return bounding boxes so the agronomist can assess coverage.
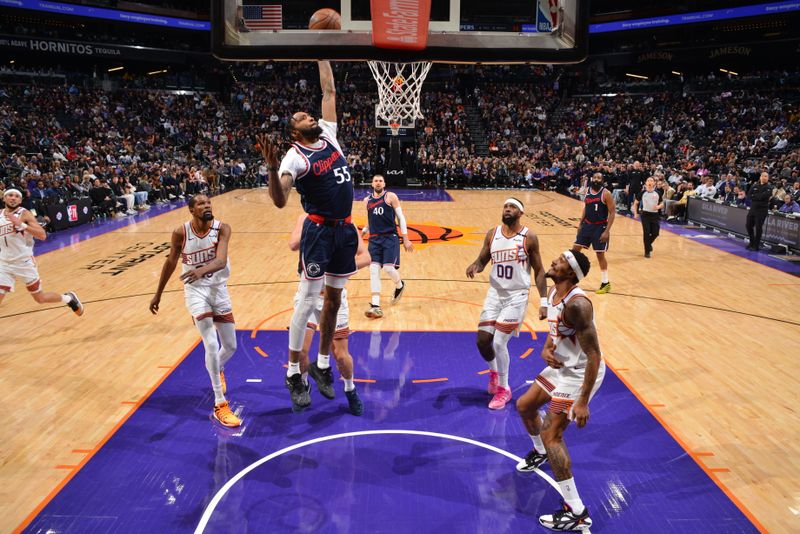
[710,468,731,473]
[605,360,767,533]
[352,378,376,383]
[13,337,202,534]
[695,452,715,457]
[477,369,490,375]
[254,346,268,358]
[54,465,78,470]
[120,401,137,405]
[412,378,449,384]
[520,348,534,359]
[70,449,92,454]
[157,365,172,369]
[647,403,666,408]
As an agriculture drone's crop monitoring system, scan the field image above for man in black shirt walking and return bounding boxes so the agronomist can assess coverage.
[746,172,772,251]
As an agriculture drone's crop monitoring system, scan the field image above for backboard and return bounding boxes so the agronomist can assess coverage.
[211,0,588,64]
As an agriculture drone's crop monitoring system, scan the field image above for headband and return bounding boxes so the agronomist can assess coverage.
[563,250,585,281]
[3,188,22,197]
[504,198,524,212]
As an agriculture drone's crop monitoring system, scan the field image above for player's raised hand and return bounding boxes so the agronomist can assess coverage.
[256,133,279,167]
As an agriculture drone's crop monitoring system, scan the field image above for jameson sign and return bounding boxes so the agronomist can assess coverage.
[0,34,201,62]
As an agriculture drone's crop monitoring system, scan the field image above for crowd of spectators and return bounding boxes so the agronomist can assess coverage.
[1,61,799,234]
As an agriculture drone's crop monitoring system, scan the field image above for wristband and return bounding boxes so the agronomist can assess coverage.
[540,297,548,307]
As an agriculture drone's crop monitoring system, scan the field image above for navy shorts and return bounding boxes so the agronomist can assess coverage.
[300,218,358,279]
[368,234,400,268]
[574,223,609,252]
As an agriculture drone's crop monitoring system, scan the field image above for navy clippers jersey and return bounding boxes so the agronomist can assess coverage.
[292,135,353,219]
[366,192,397,235]
[583,187,608,224]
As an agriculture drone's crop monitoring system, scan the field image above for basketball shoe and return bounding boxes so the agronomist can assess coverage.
[596,282,611,294]
[345,388,364,416]
[516,449,548,472]
[365,305,383,318]
[539,501,592,531]
[213,401,241,428]
[391,281,406,303]
[308,361,335,399]
[66,291,84,316]
[488,386,512,409]
[487,370,499,394]
[286,373,311,411]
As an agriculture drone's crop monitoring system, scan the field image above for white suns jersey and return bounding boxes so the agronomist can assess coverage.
[547,286,598,369]
[489,225,530,291]
[0,208,35,262]
[181,220,230,287]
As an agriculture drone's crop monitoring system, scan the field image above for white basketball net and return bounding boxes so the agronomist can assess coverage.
[368,60,432,135]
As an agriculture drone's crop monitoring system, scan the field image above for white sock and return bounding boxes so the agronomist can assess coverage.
[557,477,585,514]
[530,434,546,455]
[396,279,404,289]
[493,332,511,389]
[343,378,355,392]
[317,353,330,369]
[601,270,609,284]
[61,294,71,304]
[488,358,498,372]
[371,294,380,306]
[287,361,300,376]
[301,371,308,385]
[383,265,402,287]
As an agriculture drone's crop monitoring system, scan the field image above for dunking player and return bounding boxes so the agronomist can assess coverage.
[466,198,548,410]
[0,189,83,314]
[257,60,359,411]
[361,174,413,319]
[572,173,615,294]
[149,194,241,427]
[288,213,370,415]
[514,249,604,532]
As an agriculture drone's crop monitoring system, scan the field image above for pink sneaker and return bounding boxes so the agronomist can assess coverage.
[487,370,499,394]
[488,386,512,410]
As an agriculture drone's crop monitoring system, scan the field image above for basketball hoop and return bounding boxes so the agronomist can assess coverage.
[369,60,432,135]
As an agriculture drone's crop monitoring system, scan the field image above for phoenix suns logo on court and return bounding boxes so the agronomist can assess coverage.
[358,222,481,248]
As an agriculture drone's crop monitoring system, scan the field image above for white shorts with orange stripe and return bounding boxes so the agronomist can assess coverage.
[478,286,529,336]
[0,257,42,294]
[535,361,606,416]
[185,283,234,323]
[294,288,350,340]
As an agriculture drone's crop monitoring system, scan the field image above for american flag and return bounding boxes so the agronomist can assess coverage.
[243,5,283,30]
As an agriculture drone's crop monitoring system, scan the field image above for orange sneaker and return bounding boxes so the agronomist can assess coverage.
[220,371,227,395]
[213,401,241,427]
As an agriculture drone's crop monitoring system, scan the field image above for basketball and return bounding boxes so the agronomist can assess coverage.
[309,8,341,30]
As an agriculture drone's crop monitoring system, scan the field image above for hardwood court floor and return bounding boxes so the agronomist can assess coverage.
[1,189,798,533]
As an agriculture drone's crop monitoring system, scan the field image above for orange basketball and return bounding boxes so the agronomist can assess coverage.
[309,8,341,30]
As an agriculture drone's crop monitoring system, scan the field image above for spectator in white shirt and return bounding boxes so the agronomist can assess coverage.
[696,177,717,199]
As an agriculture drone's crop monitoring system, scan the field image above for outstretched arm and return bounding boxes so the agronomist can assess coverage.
[563,297,602,428]
[525,232,548,320]
[466,228,494,278]
[150,227,183,314]
[319,60,336,122]
[257,133,292,208]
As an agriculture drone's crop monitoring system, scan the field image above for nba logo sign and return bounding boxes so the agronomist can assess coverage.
[67,204,78,222]
[537,0,557,32]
